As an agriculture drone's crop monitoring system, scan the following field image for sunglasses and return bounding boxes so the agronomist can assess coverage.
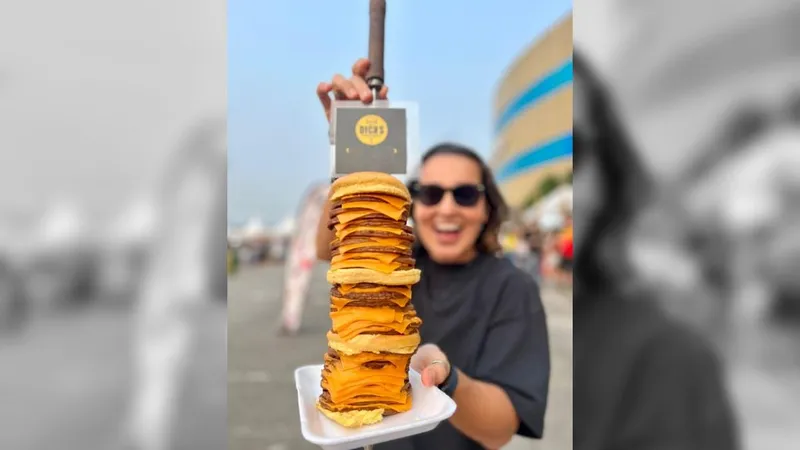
[409,182,485,207]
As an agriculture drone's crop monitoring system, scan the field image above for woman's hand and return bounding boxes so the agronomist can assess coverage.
[316,58,390,124]
[411,343,451,387]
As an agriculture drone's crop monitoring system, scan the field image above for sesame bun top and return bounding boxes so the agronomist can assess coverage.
[331,172,410,202]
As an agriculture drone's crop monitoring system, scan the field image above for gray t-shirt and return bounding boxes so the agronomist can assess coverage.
[377,251,550,450]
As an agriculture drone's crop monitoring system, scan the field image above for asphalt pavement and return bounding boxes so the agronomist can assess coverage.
[228,263,573,450]
[0,300,227,450]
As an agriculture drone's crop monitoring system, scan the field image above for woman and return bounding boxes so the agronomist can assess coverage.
[315,58,550,450]
[572,51,739,450]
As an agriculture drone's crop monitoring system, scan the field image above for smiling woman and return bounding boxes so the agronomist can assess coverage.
[314,58,551,449]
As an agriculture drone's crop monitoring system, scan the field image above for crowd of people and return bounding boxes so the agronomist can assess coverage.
[502,211,573,287]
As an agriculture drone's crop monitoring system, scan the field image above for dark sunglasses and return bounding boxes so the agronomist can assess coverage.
[409,182,485,207]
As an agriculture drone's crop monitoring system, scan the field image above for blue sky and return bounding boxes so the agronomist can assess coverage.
[228,0,572,225]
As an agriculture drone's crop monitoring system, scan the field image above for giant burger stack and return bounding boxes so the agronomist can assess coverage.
[317,172,422,427]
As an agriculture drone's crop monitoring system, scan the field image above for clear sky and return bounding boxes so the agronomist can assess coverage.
[228,0,572,226]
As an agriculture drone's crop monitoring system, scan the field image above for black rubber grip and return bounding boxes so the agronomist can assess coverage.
[366,0,386,90]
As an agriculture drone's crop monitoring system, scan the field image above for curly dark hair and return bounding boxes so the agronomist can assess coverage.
[408,143,509,255]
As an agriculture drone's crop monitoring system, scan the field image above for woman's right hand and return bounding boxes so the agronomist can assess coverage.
[316,58,390,124]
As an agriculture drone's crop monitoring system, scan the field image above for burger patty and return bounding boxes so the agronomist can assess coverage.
[330,244,413,257]
[330,301,414,313]
[330,321,421,336]
[334,299,406,308]
[368,325,420,335]
[330,284,409,300]
[326,320,421,335]
[326,324,421,336]
[326,347,413,363]
[323,351,412,375]
[333,219,414,234]
[331,235,413,251]
[329,255,416,270]
[331,227,414,245]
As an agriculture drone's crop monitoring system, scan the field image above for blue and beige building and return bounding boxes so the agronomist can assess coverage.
[491,13,572,209]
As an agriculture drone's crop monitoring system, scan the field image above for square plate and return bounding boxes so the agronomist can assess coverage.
[295,364,457,450]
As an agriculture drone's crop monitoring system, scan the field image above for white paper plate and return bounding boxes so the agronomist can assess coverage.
[295,364,457,450]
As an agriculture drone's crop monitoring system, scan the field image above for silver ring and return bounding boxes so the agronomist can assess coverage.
[429,359,450,373]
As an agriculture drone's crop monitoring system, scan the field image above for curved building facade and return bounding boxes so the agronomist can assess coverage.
[491,14,572,209]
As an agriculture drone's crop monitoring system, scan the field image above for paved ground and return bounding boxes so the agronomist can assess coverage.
[0,300,227,450]
[3,263,797,450]
[228,263,573,450]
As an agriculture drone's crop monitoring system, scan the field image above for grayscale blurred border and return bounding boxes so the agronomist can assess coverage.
[0,1,227,450]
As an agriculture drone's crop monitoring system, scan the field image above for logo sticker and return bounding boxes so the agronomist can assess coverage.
[354,114,388,146]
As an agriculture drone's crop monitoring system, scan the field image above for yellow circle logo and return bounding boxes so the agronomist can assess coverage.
[354,114,388,146]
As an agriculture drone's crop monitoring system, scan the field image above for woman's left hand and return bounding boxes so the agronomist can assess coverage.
[411,343,451,387]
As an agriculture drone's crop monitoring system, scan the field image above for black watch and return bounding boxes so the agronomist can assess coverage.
[438,363,459,397]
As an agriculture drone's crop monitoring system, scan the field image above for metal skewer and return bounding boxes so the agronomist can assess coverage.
[366,0,386,107]
[363,4,386,446]
[363,1,384,441]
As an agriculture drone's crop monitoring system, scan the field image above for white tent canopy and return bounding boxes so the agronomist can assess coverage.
[37,200,84,250]
[108,197,157,247]
[272,216,296,237]
[242,217,266,238]
[523,185,572,230]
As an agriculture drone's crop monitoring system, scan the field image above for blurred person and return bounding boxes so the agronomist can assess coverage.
[0,256,28,334]
[227,243,239,276]
[280,183,328,335]
[500,224,518,258]
[540,230,561,280]
[510,226,541,284]
[673,96,800,322]
[557,213,573,283]
[525,225,544,285]
[314,58,550,450]
[125,117,226,450]
[511,226,531,263]
[572,51,739,450]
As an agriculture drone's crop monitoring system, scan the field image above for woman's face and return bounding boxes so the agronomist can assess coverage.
[412,153,488,264]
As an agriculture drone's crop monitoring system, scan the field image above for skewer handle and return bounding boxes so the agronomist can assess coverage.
[365,0,386,93]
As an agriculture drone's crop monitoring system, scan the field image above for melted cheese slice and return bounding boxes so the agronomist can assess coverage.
[332,251,401,265]
[331,295,411,309]
[336,209,383,224]
[325,393,412,411]
[333,252,401,264]
[322,354,412,406]
[342,202,405,221]
[330,307,421,340]
[338,284,412,298]
[338,237,409,254]
[330,256,403,273]
[334,351,410,371]
[343,194,409,209]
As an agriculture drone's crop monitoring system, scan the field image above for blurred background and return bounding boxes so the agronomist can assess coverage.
[576,0,800,448]
[4,0,800,448]
[227,1,573,450]
[0,1,226,450]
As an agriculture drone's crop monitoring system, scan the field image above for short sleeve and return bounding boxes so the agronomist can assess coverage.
[612,328,740,450]
[473,271,550,438]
